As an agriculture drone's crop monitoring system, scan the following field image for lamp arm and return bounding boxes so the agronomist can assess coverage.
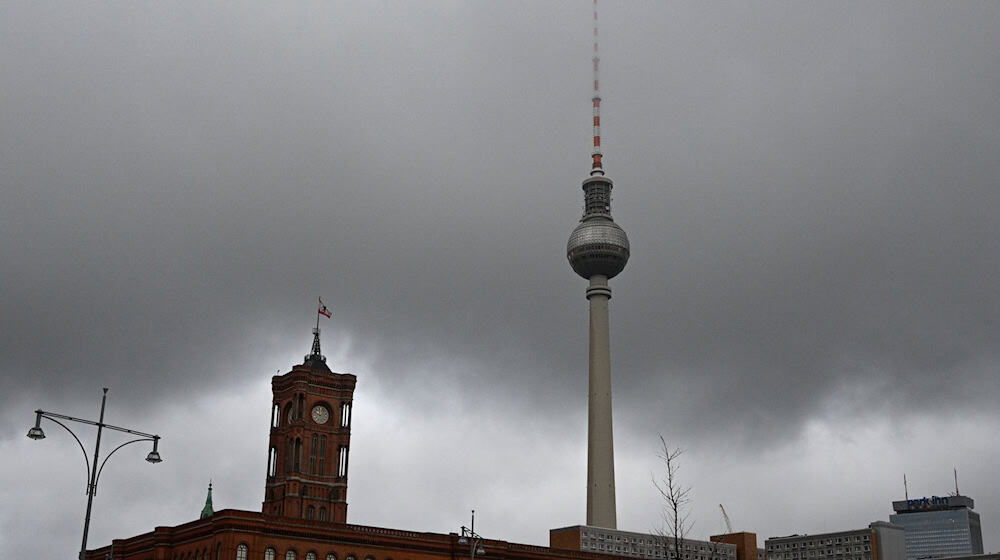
[42,416,91,488]
[94,438,153,490]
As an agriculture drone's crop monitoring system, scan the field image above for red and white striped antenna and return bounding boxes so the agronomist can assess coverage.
[591,0,604,176]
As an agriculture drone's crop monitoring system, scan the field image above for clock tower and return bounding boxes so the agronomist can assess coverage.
[262,327,356,523]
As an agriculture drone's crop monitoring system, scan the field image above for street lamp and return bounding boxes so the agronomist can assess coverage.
[457,509,486,560]
[26,387,163,560]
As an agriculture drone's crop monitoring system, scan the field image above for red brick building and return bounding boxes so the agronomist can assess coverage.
[82,337,611,560]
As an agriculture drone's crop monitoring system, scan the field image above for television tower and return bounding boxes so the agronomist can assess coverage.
[566,0,630,530]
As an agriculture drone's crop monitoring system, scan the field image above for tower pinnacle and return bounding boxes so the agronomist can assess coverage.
[591,0,604,176]
[566,0,629,530]
[200,480,214,519]
[306,298,331,364]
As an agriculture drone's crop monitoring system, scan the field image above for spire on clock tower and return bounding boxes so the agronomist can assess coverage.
[306,297,332,365]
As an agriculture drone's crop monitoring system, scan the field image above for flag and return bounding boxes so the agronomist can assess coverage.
[318,298,332,318]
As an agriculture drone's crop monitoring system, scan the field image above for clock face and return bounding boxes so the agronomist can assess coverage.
[311,405,330,425]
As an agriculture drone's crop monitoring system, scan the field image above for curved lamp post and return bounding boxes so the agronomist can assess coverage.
[26,387,162,560]
[457,510,486,560]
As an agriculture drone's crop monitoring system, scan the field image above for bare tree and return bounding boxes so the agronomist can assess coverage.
[653,435,692,560]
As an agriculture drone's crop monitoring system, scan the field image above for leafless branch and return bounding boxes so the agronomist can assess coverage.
[653,434,692,560]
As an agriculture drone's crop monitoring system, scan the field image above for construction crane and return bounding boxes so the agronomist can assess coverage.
[719,504,734,533]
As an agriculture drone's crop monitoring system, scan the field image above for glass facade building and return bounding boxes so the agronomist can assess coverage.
[889,496,983,560]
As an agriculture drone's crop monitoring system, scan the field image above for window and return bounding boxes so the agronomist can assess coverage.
[310,434,318,474]
[318,436,327,475]
[272,403,281,428]
[306,505,315,520]
[338,446,349,477]
[236,544,248,560]
[341,402,352,427]
[287,551,297,560]
[306,554,317,560]
[268,447,277,477]
[297,394,305,419]
[293,438,303,472]
[326,555,336,560]
[319,507,328,521]
[265,548,276,560]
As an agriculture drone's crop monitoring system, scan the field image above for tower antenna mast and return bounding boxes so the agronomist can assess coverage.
[591,0,604,176]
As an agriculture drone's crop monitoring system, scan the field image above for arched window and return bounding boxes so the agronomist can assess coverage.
[326,555,336,560]
[306,553,317,560]
[340,402,352,427]
[309,434,318,474]
[265,548,277,560]
[318,436,327,475]
[337,445,349,477]
[287,551,298,560]
[217,543,222,560]
[236,544,248,560]
[306,505,315,520]
[268,447,277,477]
[271,403,280,428]
[293,438,303,472]
[297,394,305,419]
[286,438,295,471]
[319,507,327,521]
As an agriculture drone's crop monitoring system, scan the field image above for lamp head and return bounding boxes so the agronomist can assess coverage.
[146,436,163,463]
[27,411,45,440]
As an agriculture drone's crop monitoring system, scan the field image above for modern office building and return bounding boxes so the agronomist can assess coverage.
[550,525,736,560]
[889,496,984,560]
[765,522,905,560]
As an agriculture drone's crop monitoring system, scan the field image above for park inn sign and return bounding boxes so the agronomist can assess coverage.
[892,495,975,513]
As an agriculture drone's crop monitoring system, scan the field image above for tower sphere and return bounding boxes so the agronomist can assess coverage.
[567,217,630,279]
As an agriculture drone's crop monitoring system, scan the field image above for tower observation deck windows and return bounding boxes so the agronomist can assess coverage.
[584,182,611,215]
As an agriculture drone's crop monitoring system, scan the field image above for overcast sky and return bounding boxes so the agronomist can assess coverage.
[3,1,999,557]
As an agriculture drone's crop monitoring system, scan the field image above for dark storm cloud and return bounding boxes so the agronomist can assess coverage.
[3,1,1000,557]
